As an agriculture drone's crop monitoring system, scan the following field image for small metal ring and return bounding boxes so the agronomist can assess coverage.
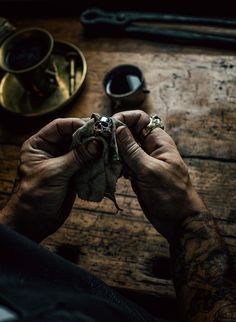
[142,115,164,138]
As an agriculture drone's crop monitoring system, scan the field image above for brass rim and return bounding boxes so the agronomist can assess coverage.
[0,40,87,117]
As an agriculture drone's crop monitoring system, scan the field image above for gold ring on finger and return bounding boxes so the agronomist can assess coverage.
[141,115,164,138]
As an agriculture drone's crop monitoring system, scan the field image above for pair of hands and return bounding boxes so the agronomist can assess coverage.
[0,110,206,242]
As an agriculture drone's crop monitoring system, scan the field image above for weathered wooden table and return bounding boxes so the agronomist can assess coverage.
[0,17,235,319]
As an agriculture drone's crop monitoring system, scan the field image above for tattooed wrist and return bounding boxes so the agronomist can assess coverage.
[170,212,236,322]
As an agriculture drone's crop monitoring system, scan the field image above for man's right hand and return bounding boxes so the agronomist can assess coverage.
[114,110,207,241]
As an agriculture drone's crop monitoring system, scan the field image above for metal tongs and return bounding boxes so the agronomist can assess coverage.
[80,8,236,49]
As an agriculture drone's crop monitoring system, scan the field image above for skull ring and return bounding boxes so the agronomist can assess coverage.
[142,115,164,138]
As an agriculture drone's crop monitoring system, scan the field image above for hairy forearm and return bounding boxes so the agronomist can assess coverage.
[170,212,236,322]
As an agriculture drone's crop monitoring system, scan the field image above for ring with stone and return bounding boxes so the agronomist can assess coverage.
[142,115,164,137]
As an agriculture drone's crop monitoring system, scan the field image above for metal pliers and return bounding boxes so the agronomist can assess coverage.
[80,8,236,49]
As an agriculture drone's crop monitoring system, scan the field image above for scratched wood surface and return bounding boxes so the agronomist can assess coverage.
[0,17,236,311]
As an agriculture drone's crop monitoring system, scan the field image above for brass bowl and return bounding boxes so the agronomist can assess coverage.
[0,40,87,117]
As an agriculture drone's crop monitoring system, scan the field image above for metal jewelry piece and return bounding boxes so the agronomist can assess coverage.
[142,115,164,137]
[71,113,125,212]
[93,115,120,160]
[94,116,113,134]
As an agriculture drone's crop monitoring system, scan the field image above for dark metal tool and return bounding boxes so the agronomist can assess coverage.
[80,8,236,49]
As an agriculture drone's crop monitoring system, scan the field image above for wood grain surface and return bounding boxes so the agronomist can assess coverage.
[0,17,235,315]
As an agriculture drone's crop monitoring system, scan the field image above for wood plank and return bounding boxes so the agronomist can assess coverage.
[44,211,174,297]
[0,145,235,222]
[0,143,235,296]
[0,18,236,160]
[0,17,235,300]
[0,35,235,160]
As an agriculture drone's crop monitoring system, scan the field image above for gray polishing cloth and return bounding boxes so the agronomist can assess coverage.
[71,113,124,209]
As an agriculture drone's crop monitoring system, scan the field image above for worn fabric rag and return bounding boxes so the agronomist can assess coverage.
[71,113,125,210]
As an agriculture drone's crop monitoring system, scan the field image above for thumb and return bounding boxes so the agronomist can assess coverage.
[117,126,147,173]
[60,140,102,177]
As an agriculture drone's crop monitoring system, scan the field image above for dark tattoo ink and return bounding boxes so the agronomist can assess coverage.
[170,212,236,322]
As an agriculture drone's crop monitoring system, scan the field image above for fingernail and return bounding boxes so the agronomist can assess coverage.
[87,140,102,157]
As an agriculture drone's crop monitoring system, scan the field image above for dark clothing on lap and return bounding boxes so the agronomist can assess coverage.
[0,225,172,322]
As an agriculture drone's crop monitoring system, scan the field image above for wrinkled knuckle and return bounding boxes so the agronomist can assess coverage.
[178,158,189,174]
[133,109,146,116]
[18,162,28,176]
[136,110,147,117]
[18,152,33,174]
[157,132,176,148]
[136,110,150,123]
[20,177,44,202]
[112,112,122,120]
[126,142,141,159]
[171,158,190,183]
[172,158,184,172]
[43,164,59,181]
[21,140,30,153]
[31,163,57,186]
[52,118,63,125]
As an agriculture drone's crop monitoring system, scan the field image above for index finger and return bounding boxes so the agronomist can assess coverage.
[113,110,176,155]
[113,110,150,138]
[36,118,84,142]
[28,118,85,153]
[142,127,177,155]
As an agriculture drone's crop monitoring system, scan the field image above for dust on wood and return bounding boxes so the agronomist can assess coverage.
[0,17,235,300]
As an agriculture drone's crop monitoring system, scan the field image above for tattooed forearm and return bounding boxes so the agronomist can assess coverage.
[170,212,236,322]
